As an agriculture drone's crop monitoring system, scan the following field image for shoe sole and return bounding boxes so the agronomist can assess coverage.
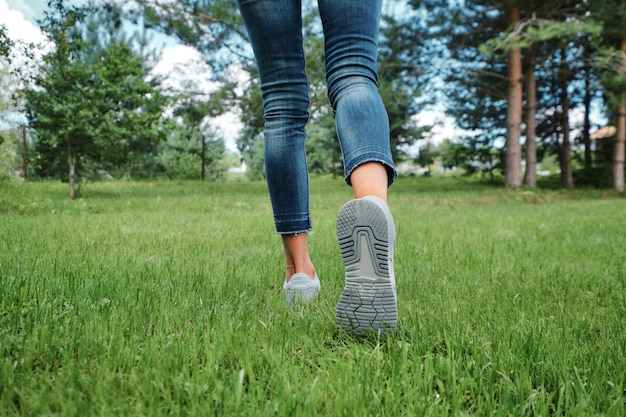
[335,196,397,334]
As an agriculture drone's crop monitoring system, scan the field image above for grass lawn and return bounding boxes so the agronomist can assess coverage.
[1,176,625,416]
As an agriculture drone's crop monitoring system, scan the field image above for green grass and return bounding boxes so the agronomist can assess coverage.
[1,176,625,416]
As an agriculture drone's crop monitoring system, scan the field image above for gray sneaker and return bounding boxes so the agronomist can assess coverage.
[335,195,397,334]
[284,273,320,306]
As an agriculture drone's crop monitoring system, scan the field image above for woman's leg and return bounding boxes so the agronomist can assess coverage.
[319,0,397,332]
[350,161,389,201]
[237,0,316,281]
[283,233,315,281]
[318,0,397,189]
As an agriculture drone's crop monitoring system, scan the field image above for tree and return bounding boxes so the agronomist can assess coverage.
[503,1,523,188]
[0,24,13,148]
[593,0,626,193]
[158,126,227,180]
[517,1,596,188]
[159,99,228,180]
[408,0,511,182]
[135,1,429,177]
[25,1,167,197]
[136,0,245,74]
[1,25,30,179]
[378,12,431,158]
[557,46,575,188]
[0,129,22,179]
[416,142,438,174]
[239,134,262,181]
[523,43,538,187]
[411,0,611,189]
[615,38,626,193]
[476,0,589,189]
[415,0,519,184]
[439,139,465,172]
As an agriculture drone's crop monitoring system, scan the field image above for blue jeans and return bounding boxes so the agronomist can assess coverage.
[237,0,397,234]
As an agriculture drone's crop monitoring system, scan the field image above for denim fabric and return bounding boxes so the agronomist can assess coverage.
[238,0,397,234]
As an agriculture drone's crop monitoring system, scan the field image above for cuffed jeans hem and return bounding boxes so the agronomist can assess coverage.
[276,228,313,236]
[344,152,397,187]
[274,218,312,235]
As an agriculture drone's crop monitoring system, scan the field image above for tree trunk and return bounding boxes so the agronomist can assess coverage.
[68,146,76,200]
[201,135,206,181]
[559,47,574,189]
[523,45,537,188]
[583,57,592,172]
[21,125,28,181]
[613,39,626,194]
[615,95,626,193]
[505,5,523,188]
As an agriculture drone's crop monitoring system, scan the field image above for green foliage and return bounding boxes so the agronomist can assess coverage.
[158,125,228,180]
[18,0,626,195]
[158,127,202,179]
[415,141,439,173]
[407,0,626,188]
[0,128,20,177]
[203,139,228,181]
[378,13,431,155]
[236,76,264,160]
[159,99,229,180]
[439,139,466,171]
[592,0,626,46]
[135,0,245,77]
[480,18,602,55]
[0,24,12,60]
[137,2,430,175]
[305,115,341,177]
[0,29,13,148]
[242,134,265,181]
[594,41,626,111]
[159,151,202,179]
[24,1,168,188]
[408,0,510,178]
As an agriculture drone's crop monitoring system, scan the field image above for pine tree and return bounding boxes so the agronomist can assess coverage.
[592,0,626,192]
[24,1,168,197]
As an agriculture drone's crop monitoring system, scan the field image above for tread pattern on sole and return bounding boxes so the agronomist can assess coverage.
[336,197,397,334]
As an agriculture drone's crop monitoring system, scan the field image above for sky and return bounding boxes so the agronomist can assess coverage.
[1,0,46,44]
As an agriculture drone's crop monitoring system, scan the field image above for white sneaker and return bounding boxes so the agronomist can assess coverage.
[335,196,397,334]
[283,273,320,306]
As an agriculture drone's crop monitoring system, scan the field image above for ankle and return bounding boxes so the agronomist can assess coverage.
[285,264,296,281]
[285,264,316,282]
